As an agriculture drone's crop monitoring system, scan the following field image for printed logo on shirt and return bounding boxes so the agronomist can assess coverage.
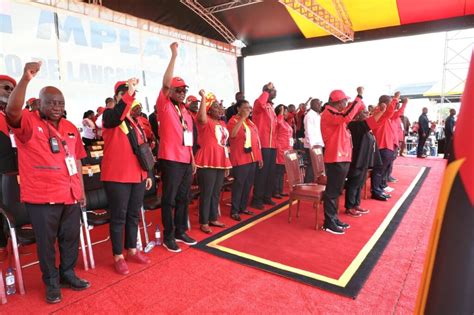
[37,126,44,133]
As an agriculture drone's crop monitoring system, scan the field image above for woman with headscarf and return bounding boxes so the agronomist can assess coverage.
[194,90,232,233]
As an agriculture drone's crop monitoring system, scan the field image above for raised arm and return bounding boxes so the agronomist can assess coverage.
[103,78,138,128]
[6,61,41,128]
[253,82,273,113]
[162,42,179,98]
[391,97,408,120]
[197,89,208,125]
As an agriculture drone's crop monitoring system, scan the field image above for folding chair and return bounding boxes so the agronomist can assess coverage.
[139,175,161,245]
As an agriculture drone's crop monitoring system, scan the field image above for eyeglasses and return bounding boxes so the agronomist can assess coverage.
[174,88,188,94]
[1,85,14,92]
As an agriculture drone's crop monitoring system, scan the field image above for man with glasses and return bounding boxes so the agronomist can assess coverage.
[0,74,17,261]
[155,42,197,252]
[6,62,89,304]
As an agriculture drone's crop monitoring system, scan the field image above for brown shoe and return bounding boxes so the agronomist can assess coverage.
[345,208,362,217]
[355,206,370,215]
[200,224,212,234]
[209,221,225,228]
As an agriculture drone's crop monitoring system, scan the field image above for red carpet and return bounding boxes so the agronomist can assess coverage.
[195,164,428,297]
[0,157,445,313]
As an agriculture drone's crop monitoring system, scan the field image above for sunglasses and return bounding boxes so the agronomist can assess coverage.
[174,87,188,94]
[1,85,14,92]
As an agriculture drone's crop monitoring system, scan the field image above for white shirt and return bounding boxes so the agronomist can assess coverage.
[303,109,324,148]
[82,118,96,140]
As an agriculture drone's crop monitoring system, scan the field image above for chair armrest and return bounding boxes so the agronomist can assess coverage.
[0,207,16,229]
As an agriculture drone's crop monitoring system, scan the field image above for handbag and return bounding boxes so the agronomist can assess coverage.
[125,119,155,172]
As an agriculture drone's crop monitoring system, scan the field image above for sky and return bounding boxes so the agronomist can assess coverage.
[244,29,473,123]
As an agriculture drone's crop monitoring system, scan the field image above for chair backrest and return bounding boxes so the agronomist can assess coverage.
[82,165,103,191]
[309,145,325,178]
[284,150,303,188]
[86,188,108,211]
[144,172,157,198]
[1,174,30,227]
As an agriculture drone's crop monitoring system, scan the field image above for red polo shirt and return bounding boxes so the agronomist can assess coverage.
[227,115,262,166]
[252,91,277,149]
[195,118,232,169]
[11,111,86,204]
[372,98,398,151]
[156,90,193,164]
[390,102,407,145]
[320,96,364,163]
[101,93,148,183]
[276,114,293,165]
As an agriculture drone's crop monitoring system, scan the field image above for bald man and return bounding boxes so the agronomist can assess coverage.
[6,62,90,304]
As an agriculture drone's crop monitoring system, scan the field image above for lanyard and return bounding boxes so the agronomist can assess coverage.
[174,104,188,131]
[44,120,72,157]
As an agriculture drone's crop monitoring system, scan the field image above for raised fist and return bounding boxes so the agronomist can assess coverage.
[394,91,401,98]
[199,89,206,97]
[127,77,139,95]
[357,86,364,95]
[401,97,408,104]
[170,42,179,56]
[23,61,42,81]
[267,82,274,90]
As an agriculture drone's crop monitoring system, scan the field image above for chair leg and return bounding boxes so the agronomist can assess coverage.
[296,200,301,218]
[10,228,25,295]
[81,211,95,269]
[140,207,149,245]
[136,228,143,251]
[288,198,293,223]
[79,226,88,271]
[0,266,6,304]
[315,201,320,230]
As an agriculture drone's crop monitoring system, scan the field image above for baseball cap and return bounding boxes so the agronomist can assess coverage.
[26,97,37,105]
[0,75,17,87]
[97,106,106,114]
[114,81,127,94]
[186,95,199,103]
[171,77,188,89]
[329,90,350,102]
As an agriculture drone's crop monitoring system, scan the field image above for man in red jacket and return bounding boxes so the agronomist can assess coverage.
[320,88,364,234]
[250,82,278,209]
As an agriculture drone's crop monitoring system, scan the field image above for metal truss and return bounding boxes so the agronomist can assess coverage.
[205,0,263,14]
[279,0,354,42]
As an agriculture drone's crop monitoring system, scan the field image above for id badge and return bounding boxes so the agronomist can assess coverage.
[289,137,294,147]
[65,156,78,176]
[9,132,16,148]
[224,147,230,158]
[183,130,193,147]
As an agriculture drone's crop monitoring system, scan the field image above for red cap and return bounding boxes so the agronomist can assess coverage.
[0,75,17,87]
[171,77,188,89]
[97,106,106,114]
[114,81,127,93]
[26,97,37,105]
[186,95,198,103]
[329,90,350,102]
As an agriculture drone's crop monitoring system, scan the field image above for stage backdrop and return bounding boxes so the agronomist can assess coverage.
[0,0,239,125]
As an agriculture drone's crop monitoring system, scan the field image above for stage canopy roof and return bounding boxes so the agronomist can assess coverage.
[90,0,474,56]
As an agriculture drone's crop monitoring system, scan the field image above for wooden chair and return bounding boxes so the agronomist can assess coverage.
[309,145,327,185]
[284,150,325,230]
[363,169,373,199]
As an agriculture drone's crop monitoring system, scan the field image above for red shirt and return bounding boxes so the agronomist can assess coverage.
[11,111,86,204]
[227,115,262,166]
[276,114,293,165]
[252,91,277,149]
[0,112,8,136]
[101,93,148,183]
[286,112,296,129]
[296,110,305,131]
[390,102,407,145]
[195,118,232,169]
[137,116,154,142]
[320,96,364,163]
[156,90,193,164]
[372,98,398,151]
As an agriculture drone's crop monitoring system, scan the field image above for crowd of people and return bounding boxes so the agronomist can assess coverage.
[0,42,458,304]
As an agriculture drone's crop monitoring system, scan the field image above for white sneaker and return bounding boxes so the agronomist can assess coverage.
[384,186,394,192]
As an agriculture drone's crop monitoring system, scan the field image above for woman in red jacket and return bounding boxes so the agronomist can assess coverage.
[195,90,232,233]
[101,79,152,275]
[273,104,293,198]
[227,100,263,221]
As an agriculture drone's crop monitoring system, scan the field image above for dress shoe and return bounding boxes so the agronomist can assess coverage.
[272,194,283,199]
[250,202,264,210]
[60,275,91,291]
[280,192,289,197]
[239,209,254,215]
[371,194,388,201]
[231,213,242,221]
[46,286,62,304]
[355,206,370,214]
[127,250,151,264]
[345,208,362,217]
[263,199,276,206]
[209,221,226,228]
[114,258,130,275]
[200,224,212,234]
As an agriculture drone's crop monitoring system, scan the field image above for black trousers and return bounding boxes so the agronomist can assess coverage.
[417,134,428,157]
[232,162,256,215]
[0,174,6,248]
[197,168,225,224]
[26,203,81,288]
[386,147,398,181]
[273,164,285,195]
[104,181,146,256]
[371,149,393,195]
[323,162,350,226]
[252,148,276,205]
[303,148,314,183]
[82,137,94,147]
[444,135,453,160]
[160,159,193,240]
[345,167,368,209]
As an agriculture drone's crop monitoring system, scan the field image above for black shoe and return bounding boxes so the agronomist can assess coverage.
[231,213,242,221]
[60,275,90,291]
[388,176,398,183]
[163,239,182,253]
[263,199,276,206]
[239,209,254,215]
[272,194,283,199]
[335,219,350,229]
[382,193,392,199]
[322,223,345,235]
[46,286,62,304]
[175,233,197,245]
[250,202,264,210]
[371,194,388,201]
